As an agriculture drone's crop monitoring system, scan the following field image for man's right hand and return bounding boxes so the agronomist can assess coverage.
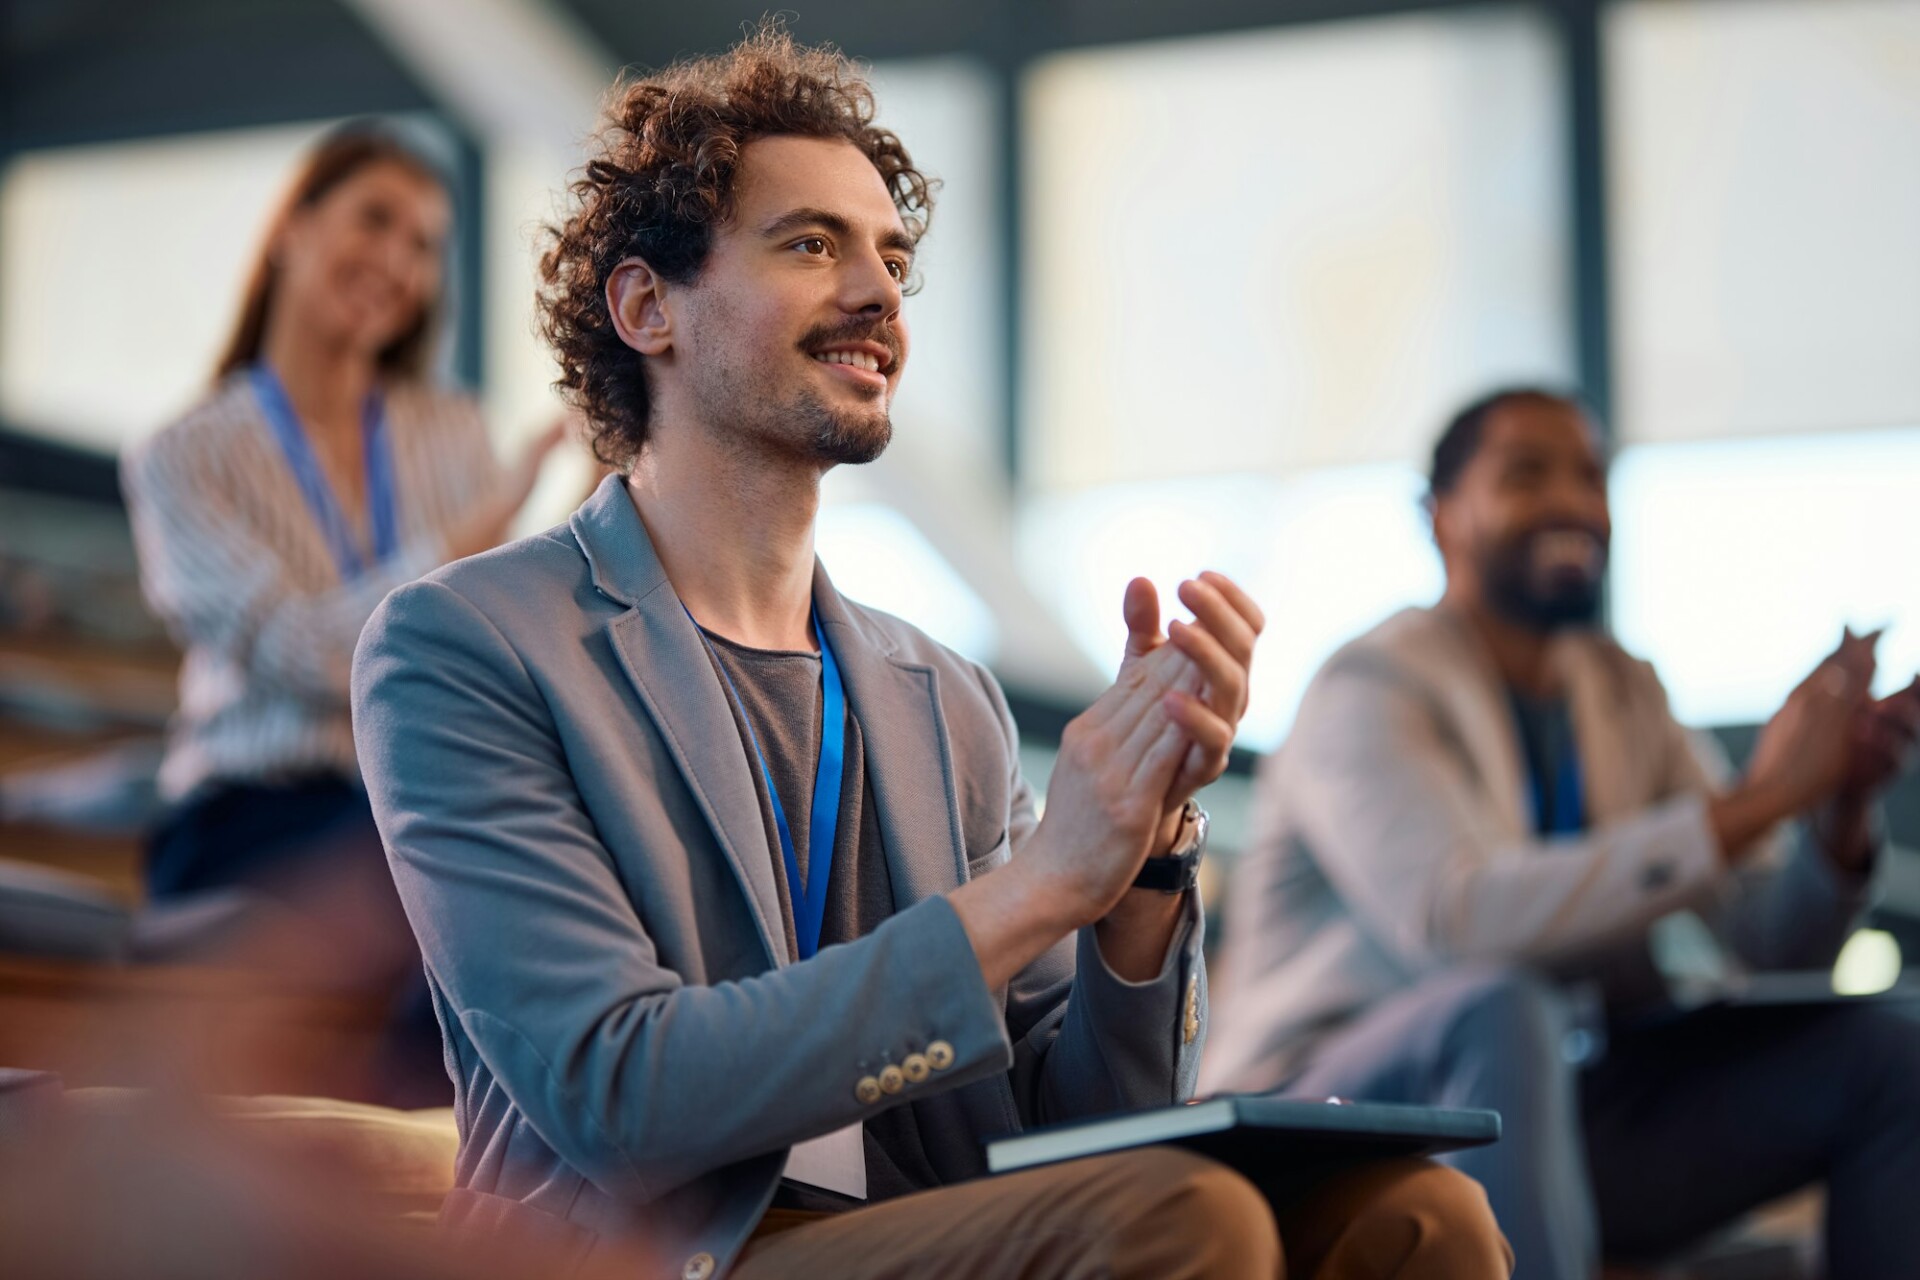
[1711,629,1877,863]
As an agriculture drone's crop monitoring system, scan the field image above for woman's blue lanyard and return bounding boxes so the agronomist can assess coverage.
[690,604,847,960]
[251,363,398,581]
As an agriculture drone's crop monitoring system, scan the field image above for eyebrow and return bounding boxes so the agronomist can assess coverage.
[758,206,917,259]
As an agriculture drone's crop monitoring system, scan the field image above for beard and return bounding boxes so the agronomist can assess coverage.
[786,381,893,466]
[686,312,899,467]
[1478,527,1607,632]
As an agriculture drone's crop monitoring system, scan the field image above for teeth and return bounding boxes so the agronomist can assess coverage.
[813,350,881,372]
[1534,531,1600,570]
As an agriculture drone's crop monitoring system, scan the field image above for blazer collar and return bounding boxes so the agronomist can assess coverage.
[571,475,966,948]
[569,473,672,608]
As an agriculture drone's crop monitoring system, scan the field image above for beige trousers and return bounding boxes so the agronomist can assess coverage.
[734,1150,1513,1279]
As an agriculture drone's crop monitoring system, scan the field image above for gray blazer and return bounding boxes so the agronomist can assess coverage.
[1204,605,1870,1093]
[351,477,1205,1280]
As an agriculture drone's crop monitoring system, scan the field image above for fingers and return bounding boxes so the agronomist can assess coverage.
[1163,689,1235,766]
[1126,715,1193,798]
[1878,683,1920,733]
[1191,570,1266,646]
[1167,617,1248,720]
[1112,647,1203,757]
[1082,640,1194,738]
[1120,577,1165,667]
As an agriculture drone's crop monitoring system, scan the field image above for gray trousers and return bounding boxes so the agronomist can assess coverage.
[1278,966,1920,1280]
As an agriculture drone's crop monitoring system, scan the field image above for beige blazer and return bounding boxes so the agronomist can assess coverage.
[1204,605,1871,1092]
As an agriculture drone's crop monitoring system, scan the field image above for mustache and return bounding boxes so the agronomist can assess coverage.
[798,318,903,371]
[1512,520,1609,544]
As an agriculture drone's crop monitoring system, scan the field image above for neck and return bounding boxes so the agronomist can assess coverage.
[626,422,822,652]
[259,313,376,436]
[1439,585,1560,698]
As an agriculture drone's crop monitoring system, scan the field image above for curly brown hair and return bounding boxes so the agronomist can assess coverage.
[536,22,935,469]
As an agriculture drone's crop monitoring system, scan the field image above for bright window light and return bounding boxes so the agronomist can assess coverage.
[1610,428,1920,727]
[1607,0,1920,443]
[1,123,339,451]
[1018,466,1443,749]
[1021,7,1572,491]
[815,502,1000,666]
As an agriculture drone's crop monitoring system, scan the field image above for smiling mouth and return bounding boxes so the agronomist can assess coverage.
[1529,529,1605,577]
[810,349,885,374]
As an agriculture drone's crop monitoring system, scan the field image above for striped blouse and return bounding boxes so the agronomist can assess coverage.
[122,371,502,801]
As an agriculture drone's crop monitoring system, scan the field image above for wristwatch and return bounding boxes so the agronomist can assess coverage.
[1132,800,1208,893]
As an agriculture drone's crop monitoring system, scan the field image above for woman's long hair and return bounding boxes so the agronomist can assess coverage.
[213,122,451,384]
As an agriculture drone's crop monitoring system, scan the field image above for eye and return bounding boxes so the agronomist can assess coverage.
[885,258,908,282]
[794,236,830,257]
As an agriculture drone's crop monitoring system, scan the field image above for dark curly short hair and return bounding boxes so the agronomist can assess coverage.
[536,22,935,469]
[1428,386,1586,499]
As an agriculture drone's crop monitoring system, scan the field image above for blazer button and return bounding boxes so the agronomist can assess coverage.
[682,1252,715,1280]
[855,1076,884,1105]
[878,1064,906,1095]
[925,1040,955,1071]
[901,1053,931,1083]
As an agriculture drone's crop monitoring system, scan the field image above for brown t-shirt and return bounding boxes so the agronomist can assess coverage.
[700,629,942,1209]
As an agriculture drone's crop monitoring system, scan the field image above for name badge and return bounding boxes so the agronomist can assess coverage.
[783,1122,867,1201]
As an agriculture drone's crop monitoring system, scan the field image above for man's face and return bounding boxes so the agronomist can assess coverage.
[1433,397,1612,632]
[672,135,913,466]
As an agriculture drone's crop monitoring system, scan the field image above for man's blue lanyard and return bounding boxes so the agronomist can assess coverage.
[690,604,846,960]
[1528,735,1588,836]
[251,363,398,581]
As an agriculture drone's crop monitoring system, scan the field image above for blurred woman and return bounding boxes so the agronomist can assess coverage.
[122,122,564,1101]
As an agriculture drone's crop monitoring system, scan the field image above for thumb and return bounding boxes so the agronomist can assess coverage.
[1121,577,1163,664]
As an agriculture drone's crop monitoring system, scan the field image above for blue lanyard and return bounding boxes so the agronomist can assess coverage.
[1527,734,1587,836]
[691,604,847,960]
[251,364,398,581]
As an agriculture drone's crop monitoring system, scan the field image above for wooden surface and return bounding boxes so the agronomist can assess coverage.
[0,952,389,1099]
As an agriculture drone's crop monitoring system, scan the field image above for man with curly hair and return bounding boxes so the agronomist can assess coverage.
[351,26,1510,1280]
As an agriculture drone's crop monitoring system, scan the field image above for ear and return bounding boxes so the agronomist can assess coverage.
[606,258,673,357]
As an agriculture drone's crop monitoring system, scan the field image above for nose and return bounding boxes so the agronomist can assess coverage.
[840,247,903,318]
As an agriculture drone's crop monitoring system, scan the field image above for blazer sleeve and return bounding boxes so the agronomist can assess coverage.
[1286,652,1726,968]
[124,423,446,707]
[975,665,1207,1125]
[352,578,1014,1203]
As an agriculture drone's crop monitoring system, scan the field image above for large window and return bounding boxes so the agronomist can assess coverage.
[1,123,338,451]
[1019,8,1574,744]
[1606,0,1920,724]
[1611,429,1920,727]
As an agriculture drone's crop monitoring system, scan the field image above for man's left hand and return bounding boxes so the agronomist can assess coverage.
[1821,675,1920,872]
[1117,570,1265,852]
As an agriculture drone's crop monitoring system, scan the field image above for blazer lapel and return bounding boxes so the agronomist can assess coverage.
[813,564,969,911]
[1429,609,1534,839]
[1554,634,1633,826]
[570,478,786,968]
